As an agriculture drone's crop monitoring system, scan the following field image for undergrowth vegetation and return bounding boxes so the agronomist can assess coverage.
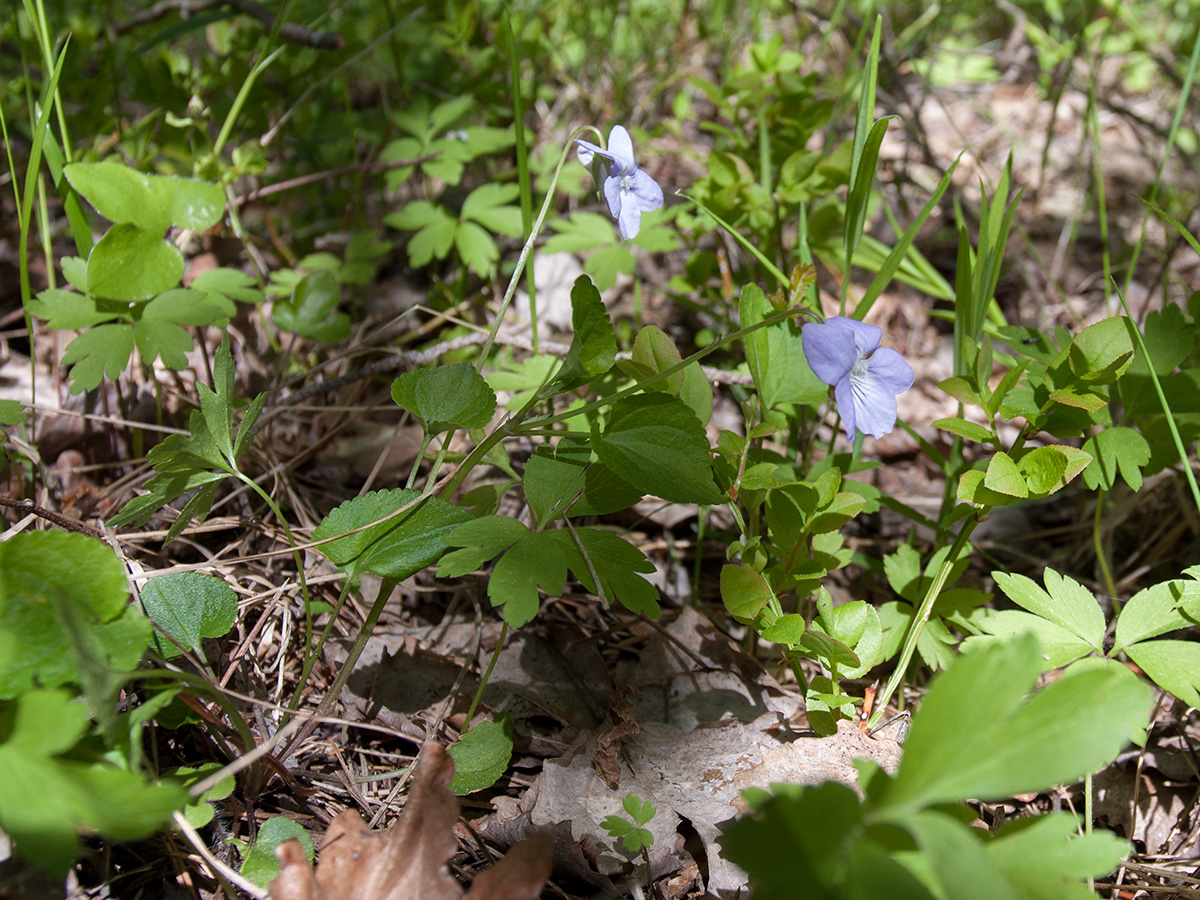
[4,0,1200,897]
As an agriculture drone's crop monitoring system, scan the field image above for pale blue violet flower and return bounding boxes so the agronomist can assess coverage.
[575,125,664,240]
[802,316,914,441]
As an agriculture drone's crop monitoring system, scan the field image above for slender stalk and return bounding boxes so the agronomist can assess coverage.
[463,621,508,729]
[868,515,981,729]
[281,579,399,760]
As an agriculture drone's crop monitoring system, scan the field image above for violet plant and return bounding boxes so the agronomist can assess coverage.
[7,4,1200,897]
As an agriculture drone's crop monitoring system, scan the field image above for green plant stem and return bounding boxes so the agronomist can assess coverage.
[1092,489,1117,604]
[463,620,508,729]
[474,125,603,371]
[281,579,399,760]
[868,514,981,729]
[1115,286,1200,518]
[289,580,352,712]
[237,474,313,670]
[503,9,536,353]
[682,192,790,288]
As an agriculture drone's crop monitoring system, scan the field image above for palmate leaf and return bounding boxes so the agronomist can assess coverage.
[108,338,262,541]
[873,634,1150,813]
[61,324,135,393]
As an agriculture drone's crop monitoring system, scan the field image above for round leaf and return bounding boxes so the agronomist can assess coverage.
[391,362,497,434]
[139,572,238,660]
[86,223,184,301]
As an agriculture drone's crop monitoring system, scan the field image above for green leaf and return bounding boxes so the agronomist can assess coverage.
[241,817,313,888]
[0,688,188,876]
[632,324,685,393]
[584,243,636,292]
[61,323,135,392]
[1124,640,1200,707]
[139,572,238,660]
[454,220,501,276]
[907,810,1017,900]
[0,400,26,425]
[1017,445,1091,496]
[992,569,1105,650]
[133,318,192,370]
[438,515,531,577]
[987,814,1130,900]
[312,489,473,581]
[932,417,993,443]
[623,793,657,826]
[542,211,618,254]
[61,256,88,291]
[86,223,184,301]
[489,532,567,627]
[723,780,864,898]
[809,491,868,534]
[65,161,224,232]
[557,275,617,385]
[593,393,723,504]
[721,564,774,620]
[956,469,1020,508]
[761,613,807,644]
[391,362,497,434]
[874,634,1150,815]
[1068,316,1135,384]
[173,763,236,829]
[570,463,645,517]
[27,288,116,329]
[962,611,1098,670]
[1081,427,1151,491]
[460,183,524,236]
[386,201,457,267]
[0,532,150,700]
[449,718,513,794]
[523,441,588,527]
[1113,579,1200,652]
[189,267,264,306]
[272,270,350,343]
[817,600,883,679]
[983,452,1028,498]
[740,283,826,408]
[548,528,661,618]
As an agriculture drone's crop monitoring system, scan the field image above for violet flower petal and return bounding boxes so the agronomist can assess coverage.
[802,317,914,441]
[802,320,858,384]
[605,125,637,173]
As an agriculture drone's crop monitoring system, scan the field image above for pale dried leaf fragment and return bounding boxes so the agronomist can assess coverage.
[271,743,552,900]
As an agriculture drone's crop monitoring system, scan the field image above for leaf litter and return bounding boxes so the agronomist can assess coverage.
[333,603,902,895]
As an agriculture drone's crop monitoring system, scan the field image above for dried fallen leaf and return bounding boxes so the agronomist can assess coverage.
[270,743,552,900]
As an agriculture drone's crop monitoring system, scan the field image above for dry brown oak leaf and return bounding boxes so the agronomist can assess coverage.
[270,743,552,900]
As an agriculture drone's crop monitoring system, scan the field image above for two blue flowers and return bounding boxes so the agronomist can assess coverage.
[577,125,911,440]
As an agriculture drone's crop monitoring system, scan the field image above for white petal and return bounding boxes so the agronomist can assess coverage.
[606,125,637,173]
[867,347,914,393]
[627,169,663,212]
[849,370,901,439]
[603,176,623,221]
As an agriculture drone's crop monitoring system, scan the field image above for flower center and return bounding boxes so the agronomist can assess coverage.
[849,354,870,382]
[620,173,636,193]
